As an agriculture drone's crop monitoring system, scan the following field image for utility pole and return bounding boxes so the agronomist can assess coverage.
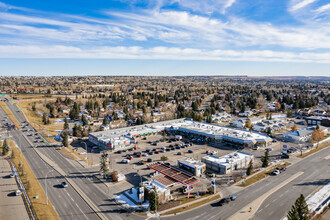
[81,142,88,167]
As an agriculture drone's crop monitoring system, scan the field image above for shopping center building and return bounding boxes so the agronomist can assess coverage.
[89,118,272,150]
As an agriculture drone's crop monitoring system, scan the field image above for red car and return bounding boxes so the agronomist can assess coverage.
[155,151,160,154]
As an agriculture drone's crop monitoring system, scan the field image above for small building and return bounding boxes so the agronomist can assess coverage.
[178,158,206,176]
[283,125,328,142]
[201,151,253,174]
[305,116,330,127]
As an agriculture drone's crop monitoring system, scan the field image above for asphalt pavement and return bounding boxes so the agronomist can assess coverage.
[0,101,99,220]
[2,97,329,220]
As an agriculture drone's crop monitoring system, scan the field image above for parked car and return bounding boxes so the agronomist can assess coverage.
[265,148,273,151]
[155,151,160,154]
[280,167,287,171]
[219,198,230,206]
[272,170,280,175]
[138,160,146,165]
[142,153,148,157]
[61,182,68,188]
[281,154,290,159]
[152,148,157,151]
[177,152,183,155]
[10,173,15,178]
[147,158,153,162]
[15,190,22,196]
[188,150,194,153]
[176,146,181,149]
[122,159,129,164]
[149,151,154,155]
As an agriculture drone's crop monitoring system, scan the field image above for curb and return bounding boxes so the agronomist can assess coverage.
[159,193,221,217]
[22,133,107,220]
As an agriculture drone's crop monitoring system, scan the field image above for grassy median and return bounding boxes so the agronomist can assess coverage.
[0,101,22,130]
[162,194,220,215]
[239,161,291,187]
[10,143,59,220]
[296,141,330,158]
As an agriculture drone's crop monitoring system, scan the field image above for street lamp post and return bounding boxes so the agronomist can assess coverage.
[81,142,88,167]
[45,170,52,205]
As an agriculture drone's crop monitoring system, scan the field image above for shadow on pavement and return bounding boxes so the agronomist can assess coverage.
[295,179,329,186]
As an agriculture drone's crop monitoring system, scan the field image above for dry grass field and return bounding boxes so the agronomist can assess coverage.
[9,141,59,220]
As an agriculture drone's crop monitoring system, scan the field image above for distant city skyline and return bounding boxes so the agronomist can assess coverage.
[0,0,330,75]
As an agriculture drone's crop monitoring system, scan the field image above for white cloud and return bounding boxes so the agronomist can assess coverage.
[290,0,317,11]
[174,0,236,14]
[0,44,329,63]
[222,0,236,13]
[315,3,330,13]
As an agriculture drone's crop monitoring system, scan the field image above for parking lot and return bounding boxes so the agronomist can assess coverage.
[72,132,289,188]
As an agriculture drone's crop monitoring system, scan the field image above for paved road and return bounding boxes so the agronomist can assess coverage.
[4,99,138,220]
[3,98,330,220]
[0,102,99,220]
[160,145,330,220]
[0,157,29,220]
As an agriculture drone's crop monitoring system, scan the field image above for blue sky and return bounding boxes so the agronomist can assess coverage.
[0,0,330,76]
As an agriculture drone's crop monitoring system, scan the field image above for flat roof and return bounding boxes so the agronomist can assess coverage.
[202,151,253,166]
[178,157,205,167]
[90,118,272,143]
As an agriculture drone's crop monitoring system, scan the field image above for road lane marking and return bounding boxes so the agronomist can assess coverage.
[228,171,304,220]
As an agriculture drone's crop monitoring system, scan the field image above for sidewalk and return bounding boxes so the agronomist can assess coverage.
[22,133,108,220]
[0,157,29,220]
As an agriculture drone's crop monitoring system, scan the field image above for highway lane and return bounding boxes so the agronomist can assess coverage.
[5,97,330,220]
[5,98,137,220]
[160,145,330,220]
[0,103,100,220]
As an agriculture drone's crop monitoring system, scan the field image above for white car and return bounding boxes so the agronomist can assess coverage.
[122,159,129,164]
[210,151,218,155]
[142,153,148,157]
[79,152,87,155]
[15,190,22,196]
[272,170,280,175]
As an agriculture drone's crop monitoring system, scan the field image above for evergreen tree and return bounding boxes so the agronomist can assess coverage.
[64,118,69,130]
[102,117,109,126]
[2,139,9,155]
[62,132,69,147]
[149,190,159,211]
[246,160,253,176]
[82,114,88,126]
[261,149,269,168]
[100,151,108,179]
[287,194,309,220]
